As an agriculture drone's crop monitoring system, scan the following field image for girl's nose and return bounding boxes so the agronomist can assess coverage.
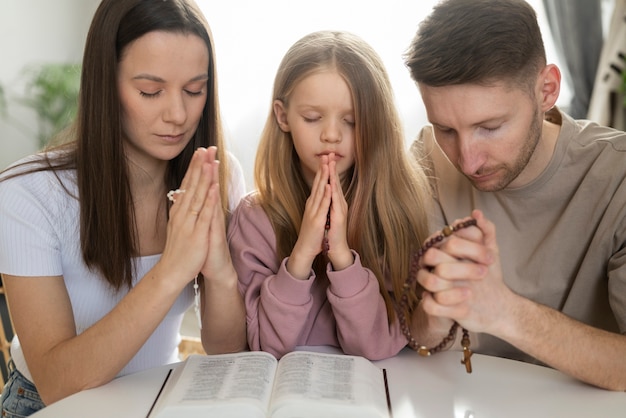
[321,120,341,143]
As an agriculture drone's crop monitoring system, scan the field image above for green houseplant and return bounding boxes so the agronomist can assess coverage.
[18,63,81,148]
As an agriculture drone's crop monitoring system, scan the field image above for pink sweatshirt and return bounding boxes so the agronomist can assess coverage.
[227,194,407,360]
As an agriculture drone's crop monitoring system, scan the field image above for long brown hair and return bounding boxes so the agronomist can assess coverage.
[1,0,229,291]
[255,31,432,320]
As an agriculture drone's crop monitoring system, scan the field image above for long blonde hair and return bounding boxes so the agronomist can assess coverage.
[255,31,432,321]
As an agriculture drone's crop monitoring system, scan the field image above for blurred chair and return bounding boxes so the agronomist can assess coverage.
[0,280,14,387]
[178,336,205,360]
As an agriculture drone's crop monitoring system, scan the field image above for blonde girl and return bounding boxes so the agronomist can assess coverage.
[228,30,433,360]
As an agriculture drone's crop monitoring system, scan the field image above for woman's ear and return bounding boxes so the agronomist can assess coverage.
[273,99,290,132]
[537,64,561,112]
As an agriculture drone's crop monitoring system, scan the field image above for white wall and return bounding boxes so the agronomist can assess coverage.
[0,0,566,191]
[0,0,100,170]
[200,0,567,190]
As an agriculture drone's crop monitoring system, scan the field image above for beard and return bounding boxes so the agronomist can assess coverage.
[470,108,543,192]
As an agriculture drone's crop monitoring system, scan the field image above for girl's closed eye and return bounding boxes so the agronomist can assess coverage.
[303,114,321,123]
[433,125,455,137]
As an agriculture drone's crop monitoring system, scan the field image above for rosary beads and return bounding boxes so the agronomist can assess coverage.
[322,209,331,254]
[397,218,477,373]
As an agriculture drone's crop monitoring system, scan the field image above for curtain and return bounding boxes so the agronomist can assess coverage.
[587,0,626,129]
[543,0,603,119]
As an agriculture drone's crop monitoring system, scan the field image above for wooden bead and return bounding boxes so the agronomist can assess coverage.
[417,346,431,357]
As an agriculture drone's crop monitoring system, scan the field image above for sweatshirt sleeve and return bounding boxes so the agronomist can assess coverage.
[227,196,318,358]
[326,253,408,360]
[227,195,410,360]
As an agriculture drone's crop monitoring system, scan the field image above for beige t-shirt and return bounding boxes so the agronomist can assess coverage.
[413,108,626,364]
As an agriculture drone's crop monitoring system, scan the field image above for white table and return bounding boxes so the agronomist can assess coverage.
[32,348,626,418]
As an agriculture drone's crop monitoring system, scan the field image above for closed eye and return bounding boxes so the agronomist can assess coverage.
[185,89,204,97]
[433,124,453,134]
[139,89,204,98]
[140,90,161,98]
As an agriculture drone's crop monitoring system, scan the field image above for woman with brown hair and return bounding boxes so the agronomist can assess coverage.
[0,0,246,413]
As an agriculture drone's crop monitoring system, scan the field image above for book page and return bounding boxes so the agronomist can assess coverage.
[269,351,389,418]
[149,352,278,418]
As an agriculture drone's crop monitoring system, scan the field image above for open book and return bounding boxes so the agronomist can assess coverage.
[148,350,391,418]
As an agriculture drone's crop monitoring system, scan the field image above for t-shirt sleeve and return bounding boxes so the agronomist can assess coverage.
[608,233,626,334]
[0,172,64,277]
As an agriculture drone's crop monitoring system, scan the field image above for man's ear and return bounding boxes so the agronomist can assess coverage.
[537,64,561,112]
[273,99,290,132]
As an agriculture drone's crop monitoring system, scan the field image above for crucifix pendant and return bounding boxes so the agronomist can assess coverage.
[461,330,473,373]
